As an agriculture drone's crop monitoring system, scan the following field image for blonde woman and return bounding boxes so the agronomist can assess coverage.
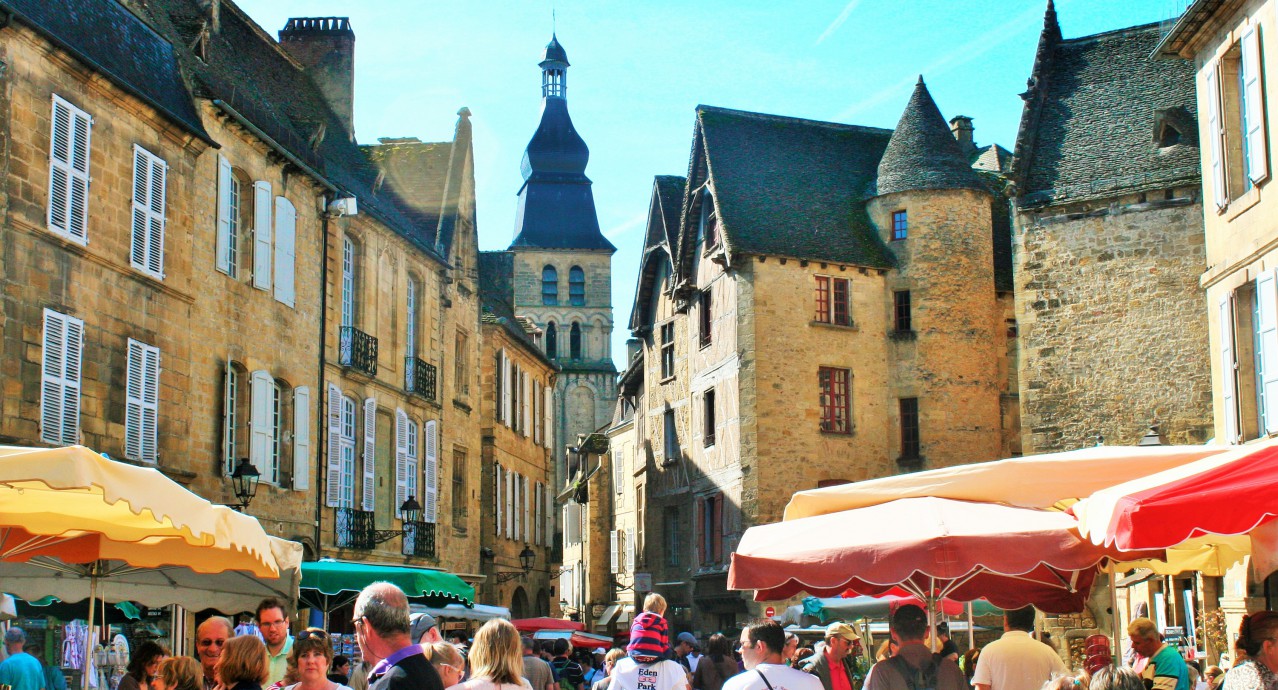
[217,636,271,690]
[423,642,467,689]
[448,620,532,690]
[154,658,203,690]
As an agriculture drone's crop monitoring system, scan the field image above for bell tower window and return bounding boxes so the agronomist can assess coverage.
[543,68,565,98]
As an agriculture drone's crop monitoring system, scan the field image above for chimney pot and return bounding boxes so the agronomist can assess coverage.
[279,17,356,138]
[949,115,977,158]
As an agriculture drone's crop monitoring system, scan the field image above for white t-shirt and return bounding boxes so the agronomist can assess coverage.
[687,655,702,674]
[971,631,1067,690]
[609,659,689,690]
[722,664,822,690]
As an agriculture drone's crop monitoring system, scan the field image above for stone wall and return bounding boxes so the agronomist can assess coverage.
[1014,187,1212,453]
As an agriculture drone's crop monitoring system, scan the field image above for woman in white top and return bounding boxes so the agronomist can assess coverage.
[446,620,533,690]
[284,630,353,690]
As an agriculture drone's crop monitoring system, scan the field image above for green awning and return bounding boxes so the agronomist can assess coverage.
[299,560,474,613]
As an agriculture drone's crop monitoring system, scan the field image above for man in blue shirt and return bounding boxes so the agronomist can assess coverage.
[0,628,47,690]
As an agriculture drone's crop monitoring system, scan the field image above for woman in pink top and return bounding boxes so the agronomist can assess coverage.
[446,620,532,690]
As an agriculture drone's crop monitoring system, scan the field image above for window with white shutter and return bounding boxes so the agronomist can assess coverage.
[252,181,272,290]
[273,197,296,307]
[341,237,357,327]
[514,472,522,540]
[423,420,438,522]
[1257,272,1278,435]
[565,502,581,544]
[406,417,420,515]
[216,156,237,276]
[130,145,167,278]
[522,371,532,437]
[362,397,376,511]
[331,392,356,507]
[292,386,311,490]
[1207,63,1228,211]
[395,409,410,512]
[610,530,620,574]
[534,482,542,546]
[1242,25,1269,185]
[494,350,504,425]
[125,339,160,463]
[249,370,278,484]
[543,386,554,450]
[40,309,83,446]
[496,464,504,537]
[524,475,531,543]
[223,360,238,475]
[626,527,636,572]
[614,448,625,494]
[326,385,343,506]
[1220,296,1240,444]
[502,351,513,428]
[48,95,92,243]
[545,480,554,545]
[506,469,515,537]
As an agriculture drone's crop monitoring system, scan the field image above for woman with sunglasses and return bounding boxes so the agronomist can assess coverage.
[423,642,467,689]
[281,630,353,690]
[1222,611,1278,690]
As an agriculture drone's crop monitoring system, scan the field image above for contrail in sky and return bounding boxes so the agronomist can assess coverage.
[604,212,648,240]
[836,3,1044,120]
[817,0,865,45]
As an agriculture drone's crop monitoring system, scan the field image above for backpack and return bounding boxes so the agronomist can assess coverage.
[552,659,581,690]
[886,654,941,690]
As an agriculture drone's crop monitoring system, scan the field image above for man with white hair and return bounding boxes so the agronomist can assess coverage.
[354,582,443,690]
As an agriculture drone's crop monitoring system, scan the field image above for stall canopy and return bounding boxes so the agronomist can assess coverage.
[730,496,1160,613]
[301,560,474,612]
[511,617,585,633]
[533,629,612,649]
[1073,439,1278,576]
[783,445,1226,521]
[412,603,509,623]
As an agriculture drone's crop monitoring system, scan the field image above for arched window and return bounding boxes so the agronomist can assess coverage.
[570,322,582,360]
[542,265,558,305]
[545,322,558,359]
[569,266,586,306]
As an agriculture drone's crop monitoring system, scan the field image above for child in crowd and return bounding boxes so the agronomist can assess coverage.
[629,593,670,662]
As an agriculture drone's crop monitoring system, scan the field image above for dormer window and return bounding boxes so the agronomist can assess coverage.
[1158,123,1182,148]
[698,189,719,248]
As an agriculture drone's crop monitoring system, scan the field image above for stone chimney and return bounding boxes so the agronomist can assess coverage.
[626,338,642,364]
[949,115,977,158]
[279,17,356,138]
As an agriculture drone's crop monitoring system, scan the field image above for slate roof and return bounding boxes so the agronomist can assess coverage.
[478,251,558,370]
[134,0,455,264]
[872,78,987,197]
[541,34,569,66]
[652,175,685,249]
[1014,21,1201,207]
[362,140,452,250]
[973,144,1013,173]
[3,0,210,143]
[695,106,896,268]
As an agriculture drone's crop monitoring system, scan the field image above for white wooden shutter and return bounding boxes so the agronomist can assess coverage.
[626,528,637,572]
[362,397,376,511]
[222,358,236,475]
[406,421,419,516]
[40,309,83,446]
[395,409,409,511]
[544,386,554,449]
[424,420,438,522]
[1207,63,1228,211]
[502,351,513,427]
[216,155,234,274]
[534,483,542,546]
[48,95,91,243]
[326,385,343,506]
[292,386,311,490]
[252,181,272,290]
[273,197,296,306]
[565,502,581,544]
[610,530,620,574]
[506,469,515,537]
[522,371,532,437]
[525,475,532,542]
[249,370,274,483]
[1259,271,1278,435]
[496,464,504,536]
[1220,296,1240,444]
[125,339,160,463]
[545,480,554,545]
[130,145,167,278]
[514,473,522,540]
[1242,25,1269,184]
[614,449,625,493]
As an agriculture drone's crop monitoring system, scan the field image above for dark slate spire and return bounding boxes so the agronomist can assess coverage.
[873,77,987,197]
[510,35,615,252]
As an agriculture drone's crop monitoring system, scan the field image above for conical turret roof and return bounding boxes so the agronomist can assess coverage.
[874,77,986,196]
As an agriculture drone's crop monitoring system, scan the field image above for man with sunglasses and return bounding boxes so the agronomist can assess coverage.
[353,582,444,690]
[724,622,822,690]
[195,617,233,690]
[257,598,294,686]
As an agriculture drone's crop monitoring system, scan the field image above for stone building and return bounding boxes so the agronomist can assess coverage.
[1011,4,1213,454]
[622,84,1019,634]
[0,0,488,594]
[1156,0,1277,659]
[595,346,645,636]
[476,251,560,617]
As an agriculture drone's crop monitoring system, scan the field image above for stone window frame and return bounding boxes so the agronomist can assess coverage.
[894,290,913,333]
[892,210,908,241]
[542,265,558,305]
[568,266,586,306]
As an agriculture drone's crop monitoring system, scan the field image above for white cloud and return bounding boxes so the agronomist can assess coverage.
[817,0,865,45]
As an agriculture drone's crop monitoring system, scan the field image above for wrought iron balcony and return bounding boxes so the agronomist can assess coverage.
[335,507,376,550]
[339,327,378,376]
[404,357,437,401]
[401,520,436,559]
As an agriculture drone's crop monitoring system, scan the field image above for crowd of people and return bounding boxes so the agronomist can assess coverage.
[3,588,1273,690]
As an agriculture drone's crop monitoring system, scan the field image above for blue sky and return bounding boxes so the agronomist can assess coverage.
[238,0,1176,367]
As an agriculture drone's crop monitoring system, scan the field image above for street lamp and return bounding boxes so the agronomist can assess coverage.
[229,458,261,511]
[370,497,423,544]
[494,545,537,583]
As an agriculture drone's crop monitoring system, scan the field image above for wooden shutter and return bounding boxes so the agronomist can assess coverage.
[424,420,438,522]
[694,496,706,565]
[252,181,272,290]
[496,464,504,536]
[1259,271,1278,435]
[216,155,234,274]
[565,503,580,544]
[514,472,522,540]
[326,385,343,506]
[614,448,625,493]
[626,527,636,572]
[292,386,311,490]
[130,145,167,278]
[1206,62,1228,211]
[544,386,554,449]
[362,397,376,511]
[494,350,504,424]
[503,352,514,427]
[533,483,542,546]
[48,95,91,243]
[222,358,236,475]
[249,370,274,483]
[273,197,296,306]
[545,481,554,546]
[522,371,532,437]
[1220,296,1240,444]
[40,309,83,446]
[610,530,620,574]
[506,469,515,537]
[1243,25,1269,184]
[533,380,541,444]
[395,409,409,511]
[712,493,724,563]
[125,339,160,463]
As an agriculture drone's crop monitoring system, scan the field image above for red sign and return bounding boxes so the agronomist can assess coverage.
[764,606,776,617]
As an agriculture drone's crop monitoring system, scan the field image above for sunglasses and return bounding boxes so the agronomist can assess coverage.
[297,630,329,641]
[438,663,464,676]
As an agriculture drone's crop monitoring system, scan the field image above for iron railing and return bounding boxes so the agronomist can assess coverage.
[404,357,437,401]
[335,507,376,550]
[339,327,378,377]
[401,520,436,558]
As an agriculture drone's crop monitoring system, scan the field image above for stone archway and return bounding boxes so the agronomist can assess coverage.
[511,586,531,619]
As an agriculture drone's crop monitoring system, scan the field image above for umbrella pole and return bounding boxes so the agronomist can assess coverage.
[84,561,99,690]
[1110,569,1121,668]
[928,577,938,653]
[966,601,975,651]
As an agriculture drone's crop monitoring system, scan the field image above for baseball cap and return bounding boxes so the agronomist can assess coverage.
[677,632,698,646]
[409,612,437,642]
[825,622,860,642]
[593,648,606,656]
